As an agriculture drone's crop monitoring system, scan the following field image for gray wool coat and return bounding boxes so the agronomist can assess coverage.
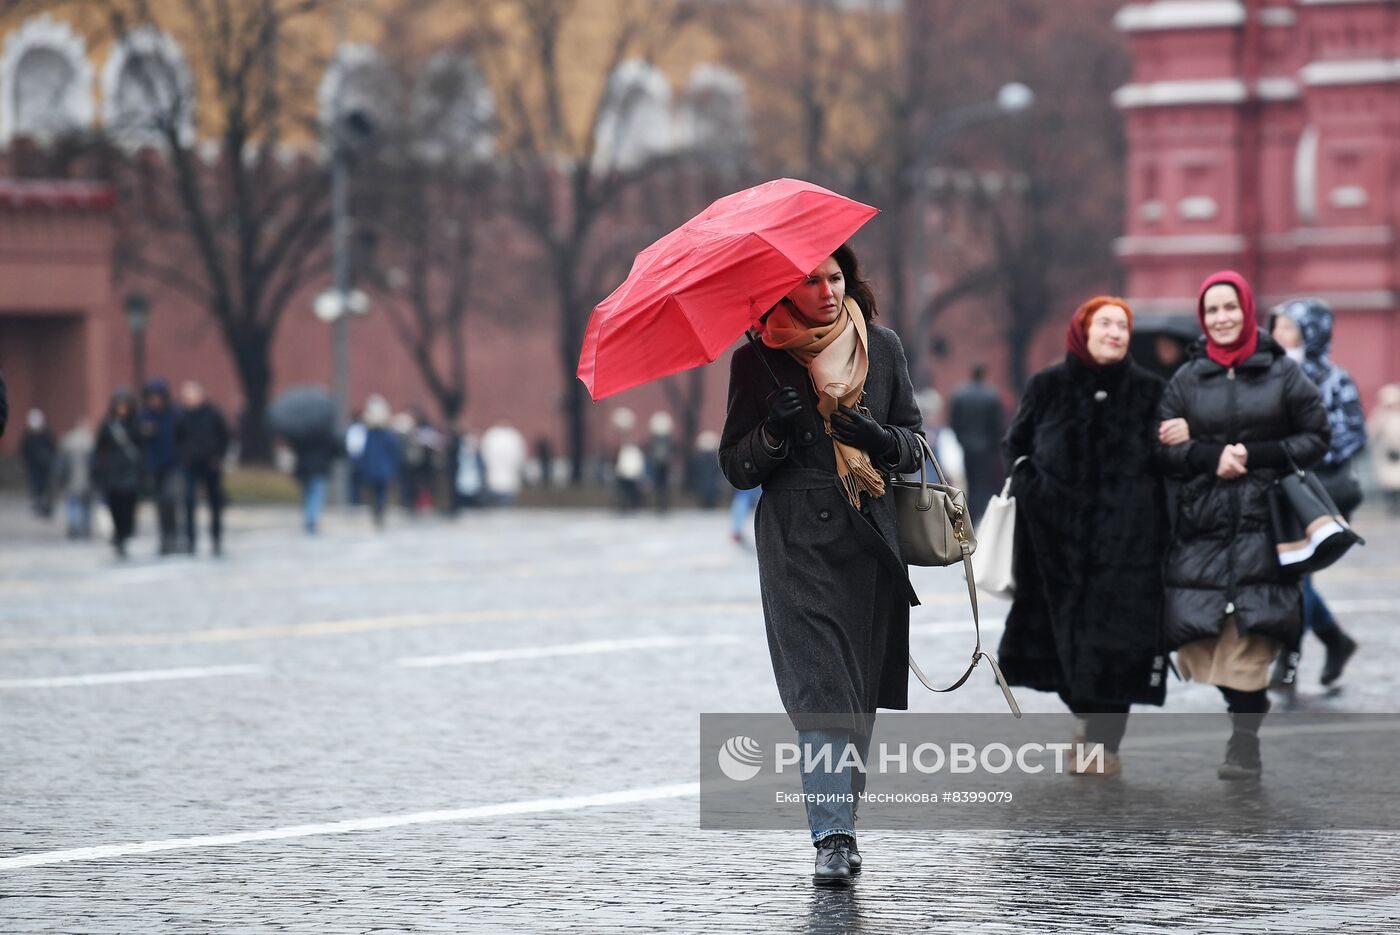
[719,323,926,733]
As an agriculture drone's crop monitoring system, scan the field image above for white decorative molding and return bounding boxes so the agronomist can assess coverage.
[1261,225,1394,249]
[1329,185,1369,208]
[0,14,95,144]
[1114,233,1248,256]
[1114,79,1247,108]
[1139,199,1166,222]
[676,64,751,160]
[1256,77,1300,100]
[1258,7,1297,26]
[411,51,496,163]
[1300,59,1400,86]
[100,26,194,145]
[1178,195,1220,220]
[1294,125,1319,224]
[1115,1,1245,31]
[318,43,401,136]
[593,59,673,173]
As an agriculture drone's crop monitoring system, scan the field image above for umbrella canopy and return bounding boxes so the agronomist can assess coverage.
[267,385,337,445]
[577,178,879,400]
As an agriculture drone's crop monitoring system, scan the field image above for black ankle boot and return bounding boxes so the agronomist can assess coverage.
[1217,730,1262,781]
[1319,631,1358,686]
[813,834,854,887]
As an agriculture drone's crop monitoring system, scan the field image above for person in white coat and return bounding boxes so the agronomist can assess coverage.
[481,422,527,506]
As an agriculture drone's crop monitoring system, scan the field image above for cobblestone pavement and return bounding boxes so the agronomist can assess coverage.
[1,496,1398,932]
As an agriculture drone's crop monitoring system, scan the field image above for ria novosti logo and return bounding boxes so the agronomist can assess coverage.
[718,735,764,781]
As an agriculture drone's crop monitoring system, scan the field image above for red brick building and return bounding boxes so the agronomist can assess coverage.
[1115,0,1400,404]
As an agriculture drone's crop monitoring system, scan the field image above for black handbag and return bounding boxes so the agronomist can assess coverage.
[1268,455,1364,575]
[1313,459,1363,519]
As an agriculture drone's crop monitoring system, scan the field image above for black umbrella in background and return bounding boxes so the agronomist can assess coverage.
[267,386,337,445]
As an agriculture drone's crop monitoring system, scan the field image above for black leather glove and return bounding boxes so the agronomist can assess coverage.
[764,386,805,440]
[830,404,895,455]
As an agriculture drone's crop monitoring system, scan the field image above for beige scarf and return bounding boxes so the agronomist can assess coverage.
[762,296,886,508]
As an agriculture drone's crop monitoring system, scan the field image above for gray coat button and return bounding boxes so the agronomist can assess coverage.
[818,509,832,521]
[743,460,754,471]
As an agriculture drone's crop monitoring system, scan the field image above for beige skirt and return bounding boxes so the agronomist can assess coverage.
[1174,616,1281,691]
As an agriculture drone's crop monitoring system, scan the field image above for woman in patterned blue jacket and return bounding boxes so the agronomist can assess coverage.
[1269,298,1366,688]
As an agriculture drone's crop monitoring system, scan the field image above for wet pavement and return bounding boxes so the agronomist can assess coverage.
[1,495,1398,932]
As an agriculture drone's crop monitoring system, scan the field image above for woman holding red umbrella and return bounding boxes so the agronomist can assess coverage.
[719,243,926,887]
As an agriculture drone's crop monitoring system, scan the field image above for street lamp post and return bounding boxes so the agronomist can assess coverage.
[905,82,1033,388]
[122,291,151,390]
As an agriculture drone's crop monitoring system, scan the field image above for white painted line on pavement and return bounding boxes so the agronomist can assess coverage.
[0,782,701,871]
[0,665,264,690]
[397,633,745,667]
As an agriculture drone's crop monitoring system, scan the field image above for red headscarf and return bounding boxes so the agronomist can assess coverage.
[1196,270,1259,369]
[1067,296,1133,369]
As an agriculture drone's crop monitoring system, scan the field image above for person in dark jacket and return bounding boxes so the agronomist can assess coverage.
[719,244,925,887]
[1157,271,1329,781]
[93,390,145,558]
[140,379,183,554]
[1000,297,1169,776]
[290,429,341,534]
[20,409,57,518]
[949,364,1005,525]
[0,368,8,437]
[176,380,230,556]
[1268,299,1365,688]
[357,395,401,528]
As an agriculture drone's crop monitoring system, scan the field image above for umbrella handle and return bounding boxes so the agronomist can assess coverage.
[744,330,783,391]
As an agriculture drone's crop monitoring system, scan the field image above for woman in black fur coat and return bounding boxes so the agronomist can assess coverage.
[999,297,1169,775]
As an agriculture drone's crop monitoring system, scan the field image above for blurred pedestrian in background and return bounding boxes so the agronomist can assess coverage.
[140,380,183,554]
[412,412,445,512]
[481,421,527,507]
[1157,271,1329,782]
[1268,300,1365,687]
[999,297,1169,777]
[20,408,56,518]
[728,483,760,545]
[176,380,230,556]
[1370,384,1400,516]
[93,390,143,559]
[451,429,486,511]
[57,420,95,539]
[290,426,340,535]
[0,368,7,437]
[646,411,676,513]
[949,364,1005,525]
[393,411,420,511]
[345,410,367,506]
[719,244,925,886]
[689,430,722,509]
[358,395,401,528]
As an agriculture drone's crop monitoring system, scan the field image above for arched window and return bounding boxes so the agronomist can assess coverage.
[593,60,672,173]
[677,64,751,167]
[318,44,400,141]
[412,52,495,163]
[100,27,194,145]
[0,15,95,144]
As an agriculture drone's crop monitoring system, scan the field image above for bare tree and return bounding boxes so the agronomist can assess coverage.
[471,0,701,483]
[355,17,501,429]
[95,0,332,460]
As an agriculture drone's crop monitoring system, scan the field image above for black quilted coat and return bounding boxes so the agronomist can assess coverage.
[719,324,926,731]
[1157,331,1330,648]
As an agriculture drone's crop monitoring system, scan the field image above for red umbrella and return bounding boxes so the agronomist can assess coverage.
[577,178,879,400]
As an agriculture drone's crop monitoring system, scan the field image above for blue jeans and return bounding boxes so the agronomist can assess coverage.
[301,474,327,533]
[1302,575,1338,638]
[729,486,762,536]
[797,728,873,844]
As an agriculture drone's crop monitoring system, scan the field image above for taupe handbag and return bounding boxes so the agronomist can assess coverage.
[893,433,1021,718]
[890,433,976,567]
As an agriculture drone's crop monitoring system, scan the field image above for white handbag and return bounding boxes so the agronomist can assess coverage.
[973,457,1026,600]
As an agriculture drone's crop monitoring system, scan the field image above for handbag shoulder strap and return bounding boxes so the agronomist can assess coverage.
[907,541,1023,718]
